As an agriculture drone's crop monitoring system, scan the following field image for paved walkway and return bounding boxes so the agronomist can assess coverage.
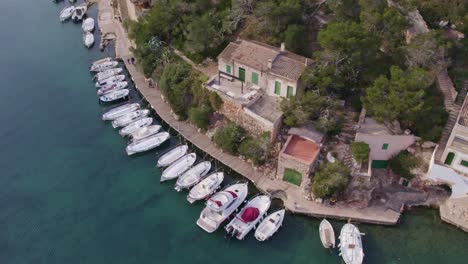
[96,0,401,225]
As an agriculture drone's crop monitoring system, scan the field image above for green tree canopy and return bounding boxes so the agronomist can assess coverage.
[362,66,432,126]
[189,104,213,131]
[312,162,350,198]
[351,142,370,164]
[284,24,309,56]
[213,122,245,154]
[159,62,193,119]
[239,132,271,166]
[389,150,420,180]
[326,0,360,21]
[184,14,223,54]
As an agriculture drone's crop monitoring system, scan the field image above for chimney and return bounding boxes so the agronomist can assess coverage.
[280,42,285,52]
[305,58,308,66]
[267,60,272,69]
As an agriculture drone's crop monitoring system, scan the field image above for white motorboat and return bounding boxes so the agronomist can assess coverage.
[197,182,248,233]
[225,195,271,240]
[126,132,170,155]
[174,161,211,192]
[94,68,123,81]
[119,117,153,136]
[102,103,140,121]
[319,219,336,248]
[59,6,75,22]
[339,223,364,264]
[160,153,197,182]
[82,17,95,32]
[83,32,94,48]
[91,57,113,68]
[254,209,286,241]
[72,5,87,21]
[97,81,129,95]
[95,74,125,87]
[156,145,188,167]
[90,61,118,72]
[111,109,150,128]
[98,89,129,104]
[187,172,224,204]
[129,125,161,141]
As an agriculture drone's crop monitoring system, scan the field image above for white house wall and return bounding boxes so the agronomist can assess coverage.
[266,76,297,98]
[355,133,415,160]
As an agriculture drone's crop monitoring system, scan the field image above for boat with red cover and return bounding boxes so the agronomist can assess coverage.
[196,182,248,233]
[225,194,271,240]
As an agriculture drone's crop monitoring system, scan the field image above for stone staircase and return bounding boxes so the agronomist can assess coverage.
[454,81,468,106]
[433,71,463,164]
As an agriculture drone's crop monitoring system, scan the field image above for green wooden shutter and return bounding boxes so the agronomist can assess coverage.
[251,72,258,85]
[226,64,231,74]
[287,86,294,98]
[274,81,281,95]
[239,67,245,82]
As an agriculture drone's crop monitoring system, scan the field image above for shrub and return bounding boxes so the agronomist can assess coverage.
[159,62,193,119]
[312,162,350,198]
[239,132,271,166]
[351,142,370,164]
[213,122,245,154]
[189,105,213,131]
[389,151,420,180]
[208,91,223,111]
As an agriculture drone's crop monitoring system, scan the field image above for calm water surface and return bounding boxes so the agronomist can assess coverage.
[0,1,466,263]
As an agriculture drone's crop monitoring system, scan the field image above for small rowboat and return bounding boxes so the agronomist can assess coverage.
[319,219,335,248]
[59,6,75,22]
[255,209,285,241]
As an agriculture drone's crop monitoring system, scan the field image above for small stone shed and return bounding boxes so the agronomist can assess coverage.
[276,124,325,187]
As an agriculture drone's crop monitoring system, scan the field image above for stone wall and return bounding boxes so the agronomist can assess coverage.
[219,94,280,140]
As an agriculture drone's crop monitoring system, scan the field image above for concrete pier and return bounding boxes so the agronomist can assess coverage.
[96,0,401,226]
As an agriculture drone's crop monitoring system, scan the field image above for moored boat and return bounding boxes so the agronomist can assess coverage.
[59,6,75,22]
[156,145,188,167]
[97,81,128,95]
[102,103,140,121]
[174,161,211,192]
[225,195,271,240]
[319,219,336,248]
[129,125,161,141]
[98,89,129,104]
[196,182,248,233]
[90,61,118,72]
[71,4,87,21]
[187,172,224,204]
[91,57,113,67]
[119,117,153,136]
[83,32,94,48]
[95,74,125,87]
[254,209,285,241]
[81,17,95,32]
[94,68,123,81]
[160,153,197,182]
[126,132,170,155]
[111,109,150,128]
[339,223,364,264]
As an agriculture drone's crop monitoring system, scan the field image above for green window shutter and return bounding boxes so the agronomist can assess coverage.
[226,64,231,74]
[382,143,389,150]
[251,72,258,85]
[445,152,455,165]
[287,86,294,98]
[274,81,281,95]
[461,160,468,167]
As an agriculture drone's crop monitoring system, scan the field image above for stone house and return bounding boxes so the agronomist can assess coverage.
[276,124,325,187]
[205,39,311,140]
[354,115,416,177]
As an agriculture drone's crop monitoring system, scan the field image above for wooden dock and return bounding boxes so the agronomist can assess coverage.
[98,0,402,226]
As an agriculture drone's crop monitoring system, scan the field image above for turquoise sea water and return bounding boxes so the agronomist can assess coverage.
[0,1,466,263]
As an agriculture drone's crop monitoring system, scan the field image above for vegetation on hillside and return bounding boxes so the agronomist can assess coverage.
[351,142,370,164]
[312,161,350,198]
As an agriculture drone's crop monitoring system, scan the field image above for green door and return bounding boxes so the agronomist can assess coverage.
[371,160,388,169]
[251,72,258,85]
[287,85,294,98]
[238,67,245,82]
[445,152,455,165]
[274,81,281,95]
[226,64,231,74]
